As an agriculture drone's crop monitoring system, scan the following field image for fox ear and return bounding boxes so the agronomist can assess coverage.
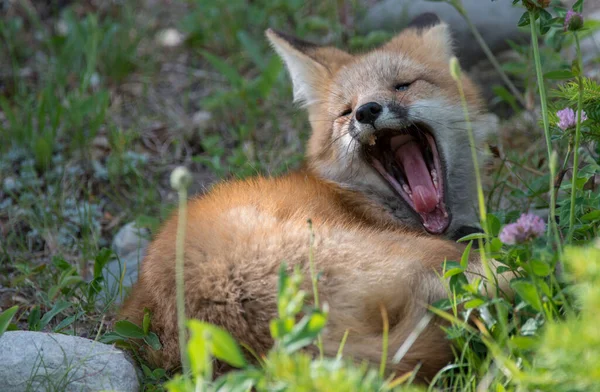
[266,29,351,107]
[421,22,454,59]
[384,13,454,60]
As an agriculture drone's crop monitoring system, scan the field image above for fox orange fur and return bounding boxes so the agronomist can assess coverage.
[120,14,509,382]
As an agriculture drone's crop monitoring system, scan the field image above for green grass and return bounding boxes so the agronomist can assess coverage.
[1,0,599,391]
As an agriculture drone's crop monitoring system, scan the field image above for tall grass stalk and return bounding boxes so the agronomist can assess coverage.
[171,167,192,376]
[528,11,562,250]
[448,57,493,284]
[450,56,510,342]
[568,34,585,241]
[307,219,324,360]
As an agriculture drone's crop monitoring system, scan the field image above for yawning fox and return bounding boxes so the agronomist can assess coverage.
[120,14,506,381]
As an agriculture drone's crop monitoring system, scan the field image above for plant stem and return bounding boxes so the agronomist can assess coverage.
[451,56,509,340]
[176,182,190,376]
[453,1,527,108]
[307,219,324,360]
[568,34,585,241]
[529,11,561,250]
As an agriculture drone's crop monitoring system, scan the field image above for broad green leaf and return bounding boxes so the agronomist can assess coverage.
[581,210,600,222]
[188,320,247,368]
[544,69,575,80]
[94,248,113,279]
[487,214,501,236]
[39,300,71,330]
[511,280,542,311]
[0,306,19,337]
[464,298,485,309]
[144,332,162,350]
[280,310,327,353]
[530,260,551,277]
[457,232,487,242]
[114,320,146,339]
[460,241,473,269]
[28,306,41,331]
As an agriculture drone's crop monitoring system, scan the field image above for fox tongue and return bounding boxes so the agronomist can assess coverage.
[395,141,438,213]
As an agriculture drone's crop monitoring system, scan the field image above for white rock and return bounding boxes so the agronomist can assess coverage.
[0,331,139,392]
[102,222,150,303]
[192,110,212,128]
[112,222,149,260]
[157,28,184,47]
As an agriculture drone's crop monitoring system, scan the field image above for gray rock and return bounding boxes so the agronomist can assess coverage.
[0,331,139,392]
[102,222,150,303]
[358,0,529,68]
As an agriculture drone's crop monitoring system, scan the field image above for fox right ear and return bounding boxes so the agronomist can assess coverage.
[266,29,351,107]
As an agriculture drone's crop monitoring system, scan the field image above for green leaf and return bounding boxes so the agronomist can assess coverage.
[201,50,244,87]
[581,210,600,222]
[457,232,487,242]
[530,259,551,277]
[464,298,485,309]
[490,238,503,253]
[539,9,553,35]
[114,320,146,339]
[510,336,538,351]
[0,306,19,337]
[487,214,501,236]
[53,311,84,332]
[544,69,575,80]
[443,261,464,279]
[511,280,543,311]
[28,306,41,331]
[93,248,113,279]
[573,0,584,12]
[144,332,162,350]
[188,320,247,368]
[460,241,473,269]
[99,331,126,344]
[280,310,327,353]
[143,308,151,335]
[518,12,531,27]
[39,300,71,330]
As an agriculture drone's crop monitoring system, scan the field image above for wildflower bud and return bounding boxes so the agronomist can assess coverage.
[449,56,461,81]
[522,0,550,10]
[170,166,192,191]
[564,10,584,32]
[556,108,588,131]
[499,213,546,245]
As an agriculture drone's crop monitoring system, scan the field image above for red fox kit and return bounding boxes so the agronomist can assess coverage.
[121,14,504,381]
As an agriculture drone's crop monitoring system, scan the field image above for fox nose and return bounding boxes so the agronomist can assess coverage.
[355,102,382,125]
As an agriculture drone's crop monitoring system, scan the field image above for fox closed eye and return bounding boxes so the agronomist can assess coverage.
[394,82,412,92]
[339,108,352,117]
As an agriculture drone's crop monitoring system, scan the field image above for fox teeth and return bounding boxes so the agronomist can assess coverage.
[402,184,412,195]
[431,169,438,188]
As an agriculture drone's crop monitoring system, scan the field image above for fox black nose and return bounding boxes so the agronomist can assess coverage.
[355,102,382,125]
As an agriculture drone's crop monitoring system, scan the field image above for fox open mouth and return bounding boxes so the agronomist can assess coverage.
[364,124,450,234]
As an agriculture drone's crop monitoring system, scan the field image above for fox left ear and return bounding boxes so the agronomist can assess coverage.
[266,29,352,107]
[384,13,454,60]
[421,22,454,59]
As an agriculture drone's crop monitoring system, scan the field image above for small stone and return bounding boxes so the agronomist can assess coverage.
[3,177,19,192]
[112,222,149,260]
[102,222,150,303]
[0,331,140,392]
[157,28,184,47]
[192,110,212,128]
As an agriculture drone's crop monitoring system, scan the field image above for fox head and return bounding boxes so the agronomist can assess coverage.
[266,14,491,236]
